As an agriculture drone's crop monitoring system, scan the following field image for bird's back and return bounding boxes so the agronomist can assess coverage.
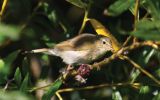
[54,33,99,51]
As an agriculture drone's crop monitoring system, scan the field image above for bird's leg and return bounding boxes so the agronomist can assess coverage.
[93,62,101,70]
[59,64,74,81]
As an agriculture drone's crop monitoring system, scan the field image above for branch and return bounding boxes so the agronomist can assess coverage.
[55,82,141,100]
[92,41,159,69]
[123,56,160,85]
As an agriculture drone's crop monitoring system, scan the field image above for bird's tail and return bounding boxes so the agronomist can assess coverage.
[24,48,56,55]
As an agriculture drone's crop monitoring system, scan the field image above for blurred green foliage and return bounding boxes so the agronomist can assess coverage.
[0,0,160,100]
[0,90,33,100]
[42,79,62,100]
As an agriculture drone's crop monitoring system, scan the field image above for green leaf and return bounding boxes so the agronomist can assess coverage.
[0,23,21,43]
[129,69,140,83]
[139,86,150,94]
[131,30,160,40]
[41,55,50,65]
[45,42,56,48]
[153,92,160,100]
[20,73,30,92]
[40,2,58,26]
[0,59,6,84]
[42,79,62,100]
[136,48,155,67]
[106,0,135,16]
[0,90,33,100]
[3,50,19,67]
[144,49,155,64]
[136,20,160,30]
[155,68,160,78]
[0,50,19,84]
[112,90,122,100]
[144,0,160,19]
[22,57,30,76]
[0,59,5,70]
[131,20,160,40]
[66,0,87,9]
[14,67,22,87]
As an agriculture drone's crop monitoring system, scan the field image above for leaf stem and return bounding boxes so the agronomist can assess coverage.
[134,0,140,27]
[0,0,8,20]
[78,10,88,34]
[78,3,91,34]
[123,0,140,46]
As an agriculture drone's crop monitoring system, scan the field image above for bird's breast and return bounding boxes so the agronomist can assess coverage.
[59,50,90,65]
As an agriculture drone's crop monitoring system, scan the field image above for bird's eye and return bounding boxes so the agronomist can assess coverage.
[102,40,106,44]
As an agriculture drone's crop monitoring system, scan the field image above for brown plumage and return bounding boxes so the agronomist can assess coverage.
[29,33,113,65]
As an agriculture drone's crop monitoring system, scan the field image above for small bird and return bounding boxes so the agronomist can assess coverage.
[26,33,113,65]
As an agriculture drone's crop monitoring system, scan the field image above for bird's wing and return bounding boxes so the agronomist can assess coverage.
[54,33,100,51]
[70,33,97,46]
[70,33,99,50]
[54,40,75,51]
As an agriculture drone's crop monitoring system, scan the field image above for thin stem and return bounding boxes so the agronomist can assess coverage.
[123,0,140,46]
[56,92,63,100]
[55,82,140,100]
[29,83,52,92]
[129,68,141,83]
[134,0,140,27]
[133,0,140,43]
[122,36,132,46]
[59,22,67,33]
[3,78,14,91]
[57,82,140,93]
[78,9,89,34]
[93,41,159,68]
[78,3,91,34]
[123,56,160,85]
[0,0,8,17]
[29,77,63,92]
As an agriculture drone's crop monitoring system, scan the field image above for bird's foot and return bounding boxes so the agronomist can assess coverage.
[59,64,74,80]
